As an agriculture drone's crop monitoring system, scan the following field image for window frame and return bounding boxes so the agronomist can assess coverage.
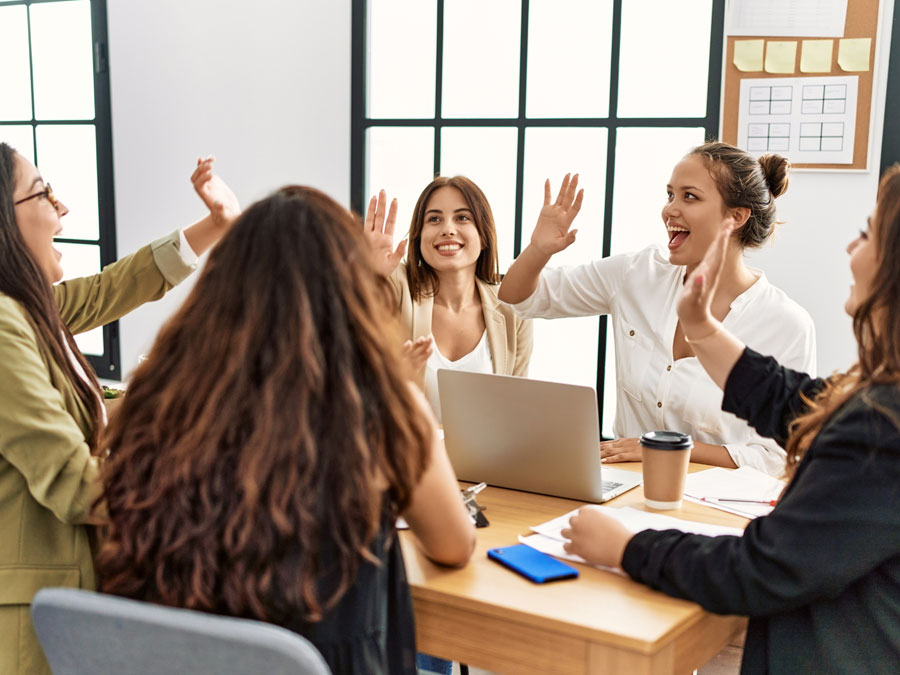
[0,0,119,379]
[350,0,725,430]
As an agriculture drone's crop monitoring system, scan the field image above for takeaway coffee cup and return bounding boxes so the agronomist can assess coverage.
[640,431,692,510]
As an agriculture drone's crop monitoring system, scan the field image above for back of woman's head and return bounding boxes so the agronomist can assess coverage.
[406,175,500,301]
[97,185,432,623]
[690,141,790,248]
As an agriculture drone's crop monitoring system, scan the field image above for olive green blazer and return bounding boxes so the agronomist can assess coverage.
[0,230,195,675]
[389,264,533,379]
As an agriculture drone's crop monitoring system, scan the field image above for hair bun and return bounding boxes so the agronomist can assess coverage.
[757,154,790,199]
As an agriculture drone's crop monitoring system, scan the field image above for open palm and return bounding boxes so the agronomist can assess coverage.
[530,173,584,256]
[363,190,407,278]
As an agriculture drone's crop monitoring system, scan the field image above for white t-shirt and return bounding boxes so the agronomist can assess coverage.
[425,330,493,423]
[509,245,817,476]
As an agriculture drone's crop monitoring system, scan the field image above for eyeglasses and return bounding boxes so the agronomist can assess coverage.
[14,183,60,211]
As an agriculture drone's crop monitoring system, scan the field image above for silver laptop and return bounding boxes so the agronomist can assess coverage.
[438,370,642,503]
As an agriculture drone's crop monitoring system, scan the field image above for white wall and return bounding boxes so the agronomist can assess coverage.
[745,0,894,377]
[105,0,351,379]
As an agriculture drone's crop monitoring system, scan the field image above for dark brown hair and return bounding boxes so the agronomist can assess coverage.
[784,166,900,476]
[0,142,103,448]
[96,186,432,623]
[406,175,500,302]
[690,141,790,249]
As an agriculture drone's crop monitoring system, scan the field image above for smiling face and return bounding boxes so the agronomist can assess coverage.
[661,155,737,268]
[845,213,878,316]
[12,153,68,283]
[418,185,483,276]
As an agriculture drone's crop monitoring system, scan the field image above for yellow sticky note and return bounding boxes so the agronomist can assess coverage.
[800,40,833,73]
[765,41,797,74]
[734,40,764,72]
[838,38,871,72]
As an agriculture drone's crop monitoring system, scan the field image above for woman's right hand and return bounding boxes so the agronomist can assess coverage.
[529,173,584,256]
[364,189,407,278]
[402,335,433,372]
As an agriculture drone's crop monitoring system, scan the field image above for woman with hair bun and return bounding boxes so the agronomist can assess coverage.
[499,142,816,475]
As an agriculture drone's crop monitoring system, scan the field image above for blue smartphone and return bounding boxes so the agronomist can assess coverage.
[487,544,579,583]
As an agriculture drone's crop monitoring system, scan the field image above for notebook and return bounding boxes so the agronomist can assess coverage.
[438,370,642,503]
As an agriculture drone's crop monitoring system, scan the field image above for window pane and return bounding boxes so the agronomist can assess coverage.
[1,125,35,164]
[617,0,712,118]
[0,5,33,121]
[31,0,95,120]
[611,127,706,256]
[442,0,520,119]
[36,124,99,240]
[529,316,600,390]
[526,0,613,118]
[368,0,436,118]
[366,126,434,241]
[440,127,518,272]
[522,127,607,268]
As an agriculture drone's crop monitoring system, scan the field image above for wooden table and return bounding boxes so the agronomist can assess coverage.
[399,463,749,675]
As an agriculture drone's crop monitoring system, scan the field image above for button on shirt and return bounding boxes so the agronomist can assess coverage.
[508,245,817,475]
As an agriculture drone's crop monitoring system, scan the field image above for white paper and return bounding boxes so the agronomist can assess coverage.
[737,75,858,164]
[683,466,786,519]
[726,0,848,38]
[519,505,745,571]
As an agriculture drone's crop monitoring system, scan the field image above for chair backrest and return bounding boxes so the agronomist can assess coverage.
[31,587,332,675]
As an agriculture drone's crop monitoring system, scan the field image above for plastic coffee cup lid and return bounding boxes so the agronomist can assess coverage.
[639,430,693,450]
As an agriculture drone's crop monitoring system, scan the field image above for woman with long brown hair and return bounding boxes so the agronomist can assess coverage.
[562,166,900,673]
[0,141,238,675]
[96,186,475,675]
[364,176,533,422]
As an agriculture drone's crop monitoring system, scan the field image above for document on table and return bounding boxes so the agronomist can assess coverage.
[726,0,848,38]
[737,75,858,164]
[683,466,786,519]
[520,506,744,572]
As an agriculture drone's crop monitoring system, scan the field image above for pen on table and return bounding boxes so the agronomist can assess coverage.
[701,497,778,506]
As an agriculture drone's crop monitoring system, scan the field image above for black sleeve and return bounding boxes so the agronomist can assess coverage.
[722,347,826,446]
[621,396,900,617]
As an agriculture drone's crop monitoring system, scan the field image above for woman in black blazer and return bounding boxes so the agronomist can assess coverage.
[562,166,900,674]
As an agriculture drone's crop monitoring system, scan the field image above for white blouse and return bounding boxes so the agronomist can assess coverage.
[425,330,493,423]
[508,245,817,476]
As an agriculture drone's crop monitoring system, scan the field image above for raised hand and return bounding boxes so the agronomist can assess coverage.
[402,335,433,373]
[529,173,584,256]
[191,156,240,232]
[677,222,733,340]
[364,189,407,278]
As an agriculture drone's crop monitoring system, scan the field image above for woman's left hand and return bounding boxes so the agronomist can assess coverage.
[191,156,241,232]
[561,506,632,568]
[600,438,642,462]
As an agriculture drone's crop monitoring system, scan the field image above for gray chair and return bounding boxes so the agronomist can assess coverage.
[31,587,331,675]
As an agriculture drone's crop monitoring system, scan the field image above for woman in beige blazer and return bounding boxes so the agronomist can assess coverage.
[0,143,239,675]
[364,176,532,422]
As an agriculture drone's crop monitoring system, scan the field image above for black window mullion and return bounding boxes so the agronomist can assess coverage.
[512,0,529,258]
[433,0,444,178]
[349,0,366,216]
[705,0,726,141]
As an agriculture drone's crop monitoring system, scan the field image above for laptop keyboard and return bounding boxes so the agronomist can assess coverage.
[602,480,623,492]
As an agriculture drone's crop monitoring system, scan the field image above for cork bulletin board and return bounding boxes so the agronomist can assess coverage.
[721,0,880,170]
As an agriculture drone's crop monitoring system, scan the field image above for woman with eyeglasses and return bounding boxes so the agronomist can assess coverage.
[0,141,240,675]
[562,166,900,673]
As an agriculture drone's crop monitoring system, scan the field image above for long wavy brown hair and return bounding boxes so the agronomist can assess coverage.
[784,166,900,476]
[96,186,432,623]
[0,143,103,448]
[406,175,500,302]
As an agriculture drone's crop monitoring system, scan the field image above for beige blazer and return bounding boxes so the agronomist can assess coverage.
[0,231,195,675]
[389,265,533,378]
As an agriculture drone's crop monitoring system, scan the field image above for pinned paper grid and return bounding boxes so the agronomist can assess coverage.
[838,38,872,72]
[801,83,848,115]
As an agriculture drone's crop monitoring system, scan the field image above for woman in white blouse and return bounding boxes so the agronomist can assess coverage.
[364,176,533,423]
[498,142,816,475]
